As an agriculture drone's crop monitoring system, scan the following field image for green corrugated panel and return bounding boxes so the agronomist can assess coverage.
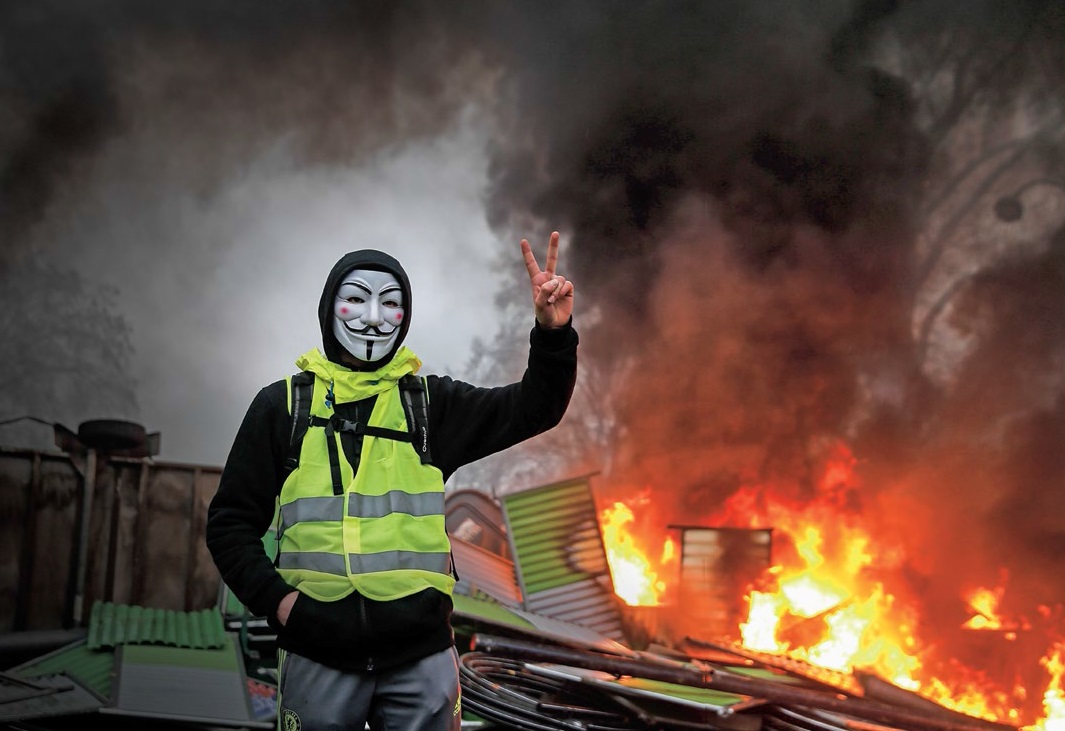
[11,639,115,699]
[87,602,226,650]
[500,478,625,641]
[502,479,604,595]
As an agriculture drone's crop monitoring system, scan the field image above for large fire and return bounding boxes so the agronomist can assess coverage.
[599,441,1065,729]
[601,501,674,606]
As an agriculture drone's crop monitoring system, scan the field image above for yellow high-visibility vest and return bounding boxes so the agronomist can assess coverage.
[276,350,453,602]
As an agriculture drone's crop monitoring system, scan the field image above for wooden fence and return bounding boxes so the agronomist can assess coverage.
[0,446,223,633]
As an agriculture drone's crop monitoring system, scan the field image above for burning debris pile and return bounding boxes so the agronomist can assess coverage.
[446,476,1059,730]
[592,439,1065,729]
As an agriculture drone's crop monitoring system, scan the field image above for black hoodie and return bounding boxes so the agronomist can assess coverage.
[206,249,578,672]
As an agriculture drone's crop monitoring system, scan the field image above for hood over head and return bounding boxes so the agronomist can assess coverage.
[318,249,412,366]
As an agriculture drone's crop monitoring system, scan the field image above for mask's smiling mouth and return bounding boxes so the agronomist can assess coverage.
[344,323,396,339]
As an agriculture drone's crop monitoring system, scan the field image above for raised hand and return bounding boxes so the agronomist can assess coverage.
[521,231,574,329]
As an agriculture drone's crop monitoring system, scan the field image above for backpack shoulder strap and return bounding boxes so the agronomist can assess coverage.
[284,371,315,475]
[359,374,431,465]
[284,372,431,473]
[399,374,431,465]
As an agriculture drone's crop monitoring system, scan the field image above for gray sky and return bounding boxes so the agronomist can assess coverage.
[27,115,505,465]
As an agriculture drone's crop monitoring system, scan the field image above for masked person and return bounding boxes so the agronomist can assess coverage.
[206,232,576,731]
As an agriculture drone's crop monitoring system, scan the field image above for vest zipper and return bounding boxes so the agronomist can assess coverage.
[358,592,374,671]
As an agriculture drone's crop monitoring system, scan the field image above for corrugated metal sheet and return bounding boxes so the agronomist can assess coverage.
[671,525,773,640]
[8,630,274,728]
[451,594,631,655]
[9,602,229,703]
[451,536,523,608]
[105,635,271,728]
[0,672,104,723]
[452,594,539,635]
[445,488,511,559]
[87,601,227,650]
[7,639,114,699]
[0,446,224,634]
[501,477,625,641]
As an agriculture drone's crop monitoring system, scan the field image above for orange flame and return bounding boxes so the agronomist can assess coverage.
[965,586,1007,630]
[600,501,674,606]
[598,440,1065,728]
[1030,643,1065,731]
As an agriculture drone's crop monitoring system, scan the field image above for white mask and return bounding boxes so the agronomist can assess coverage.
[332,268,405,363]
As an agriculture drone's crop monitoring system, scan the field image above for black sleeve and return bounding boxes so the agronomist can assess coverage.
[427,319,578,482]
[205,379,295,620]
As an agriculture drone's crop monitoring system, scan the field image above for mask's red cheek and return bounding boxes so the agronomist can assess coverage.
[340,306,349,315]
[396,313,403,321]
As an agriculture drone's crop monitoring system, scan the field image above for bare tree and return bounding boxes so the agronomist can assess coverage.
[0,255,139,449]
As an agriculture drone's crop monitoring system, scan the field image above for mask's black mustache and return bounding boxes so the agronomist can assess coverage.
[345,323,394,338]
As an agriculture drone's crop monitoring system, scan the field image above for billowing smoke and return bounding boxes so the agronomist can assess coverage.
[0,1,483,252]
[472,0,1065,694]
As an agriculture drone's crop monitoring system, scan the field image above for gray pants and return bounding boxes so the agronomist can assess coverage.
[276,647,462,731]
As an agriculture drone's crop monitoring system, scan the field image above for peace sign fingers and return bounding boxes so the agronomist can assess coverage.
[543,230,559,276]
[522,231,560,279]
[520,230,573,329]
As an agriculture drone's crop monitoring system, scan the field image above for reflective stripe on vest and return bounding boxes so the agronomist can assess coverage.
[279,492,445,531]
[278,549,452,576]
[280,496,344,529]
[277,551,347,576]
[277,373,454,603]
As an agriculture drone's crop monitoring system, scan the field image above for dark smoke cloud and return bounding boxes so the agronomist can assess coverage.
[474,0,931,502]
[479,0,922,291]
[470,0,1065,695]
[0,0,490,259]
[0,4,117,246]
